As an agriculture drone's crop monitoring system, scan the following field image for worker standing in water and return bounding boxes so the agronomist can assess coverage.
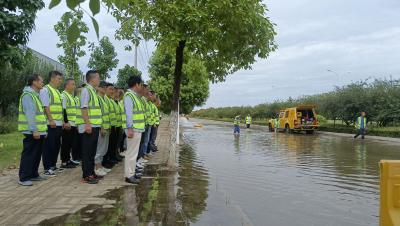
[234,115,241,134]
[354,112,367,139]
[274,115,280,133]
[245,114,252,129]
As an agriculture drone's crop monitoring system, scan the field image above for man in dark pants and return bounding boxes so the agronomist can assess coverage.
[40,71,64,176]
[18,74,48,186]
[103,83,117,168]
[60,78,78,168]
[78,70,102,184]
[71,85,85,163]
[354,112,367,139]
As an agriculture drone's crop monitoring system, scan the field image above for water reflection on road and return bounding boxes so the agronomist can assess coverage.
[40,119,400,226]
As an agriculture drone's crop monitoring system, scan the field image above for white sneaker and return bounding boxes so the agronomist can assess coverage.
[95,169,107,176]
[102,167,111,173]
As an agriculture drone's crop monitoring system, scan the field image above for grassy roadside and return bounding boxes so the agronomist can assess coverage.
[195,117,400,138]
[0,132,23,171]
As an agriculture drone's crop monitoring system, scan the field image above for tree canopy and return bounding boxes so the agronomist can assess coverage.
[54,10,88,83]
[88,36,119,80]
[116,64,142,89]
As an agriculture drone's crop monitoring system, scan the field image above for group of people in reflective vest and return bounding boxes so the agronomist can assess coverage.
[17,70,161,186]
[233,114,252,134]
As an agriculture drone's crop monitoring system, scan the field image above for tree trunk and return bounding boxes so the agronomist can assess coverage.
[172,40,186,112]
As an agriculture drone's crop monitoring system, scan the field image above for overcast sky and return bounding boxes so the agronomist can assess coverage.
[28,0,400,108]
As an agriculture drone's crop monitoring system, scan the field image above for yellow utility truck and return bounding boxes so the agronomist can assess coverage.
[275,105,319,134]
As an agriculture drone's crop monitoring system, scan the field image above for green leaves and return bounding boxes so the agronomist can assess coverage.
[89,0,100,16]
[66,22,80,43]
[49,0,62,9]
[91,17,100,38]
[66,0,83,10]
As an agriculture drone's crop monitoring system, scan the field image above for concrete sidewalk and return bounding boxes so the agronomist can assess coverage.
[0,120,171,225]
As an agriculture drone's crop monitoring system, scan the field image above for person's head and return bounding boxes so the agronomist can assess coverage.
[149,90,156,101]
[64,78,75,93]
[127,75,143,93]
[105,83,115,97]
[117,89,125,100]
[361,112,366,117]
[86,70,100,87]
[48,70,63,88]
[27,74,44,91]
[97,80,107,95]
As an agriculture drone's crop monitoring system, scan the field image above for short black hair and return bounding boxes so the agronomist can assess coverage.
[127,76,142,88]
[99,80,108,88]
[27,74,41,86]
[105,82,114,87]
[86,70,99,82]
[64,78,75,88]
[48,70,63,81]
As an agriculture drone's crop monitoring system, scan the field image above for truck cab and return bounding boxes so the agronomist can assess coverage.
[278,105,319,134]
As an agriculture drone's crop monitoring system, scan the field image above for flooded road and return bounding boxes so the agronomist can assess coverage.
[40,119,400,226]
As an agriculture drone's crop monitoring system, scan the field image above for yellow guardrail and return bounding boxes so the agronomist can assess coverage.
[380,160,400,226]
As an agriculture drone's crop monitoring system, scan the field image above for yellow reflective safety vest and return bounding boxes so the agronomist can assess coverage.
[140,96,150,126]
[148,102,157,126]
[356,116,367,129]
[62,91,77,123]
[18,91,47,132]
[112,99,122,128]
[86,85,102,126]
[105,95,116,127]
[75,96,84,125]
[234,117,240,126]
[98,95,110,130]
[245,116,252,124]
[122,91,145,130]
[118,100,124,127]
[155,105,160,125]
[46,84,63,121]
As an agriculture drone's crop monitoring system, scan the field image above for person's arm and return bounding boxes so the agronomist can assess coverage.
[124,95,134,138]
[40,88,55,127]
[22,94,38,131]
[80,88,92,133]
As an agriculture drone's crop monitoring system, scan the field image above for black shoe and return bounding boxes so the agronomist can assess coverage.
[61,162,76,169]
[110,159,119,164]
[102,162,114,169]
[81,176,98,184]
[125,177,140,184]
[117,154,125,159]
[93,174,104,180]
[116,155,123,162]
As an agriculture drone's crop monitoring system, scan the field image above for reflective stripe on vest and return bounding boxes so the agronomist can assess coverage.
[356,117,367,129]
[18,91,48,132]
[87,86,102,125]
[46,84,63,121]
[118,100,124,127]
[62,91,77,123]
[112,100,122,127]
[98,95,110,129]
[75,96,84,125]
[105,95,116,127]
[122,92,145,130]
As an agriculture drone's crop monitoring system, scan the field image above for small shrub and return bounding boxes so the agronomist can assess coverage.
[0,117,17,134]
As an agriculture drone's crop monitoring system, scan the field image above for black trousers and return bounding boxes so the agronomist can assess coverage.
[354,128,365,139]
[104,126,116,163]
[149,125,158,151]
[60,126,77,163]
[119,132,126,152]
[19,134,45,181]
[115,127,122,154]
[42,126,62,170]
[72,130,82,161]
[81,128,100,178]
[246,124,250,128]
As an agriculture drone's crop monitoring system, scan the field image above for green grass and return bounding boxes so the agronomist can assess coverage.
[0,132,23,171]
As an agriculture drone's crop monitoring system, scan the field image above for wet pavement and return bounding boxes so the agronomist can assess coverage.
[39,119,400,226]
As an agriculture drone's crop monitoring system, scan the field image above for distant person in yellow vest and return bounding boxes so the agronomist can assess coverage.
[60,78,78,169]
[354,112,367,139]
[123,75,145,184]
[94,81,112,176]
[17,74,47,186]
[234,115,241,134]
[39,71,63,176]
[245,114,252,129]
[113,87,124,162]
[117,88,127,154]
[149,93,160,153]
[78,70,102,184]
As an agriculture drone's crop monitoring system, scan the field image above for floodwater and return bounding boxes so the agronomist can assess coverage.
[40,119,400,226]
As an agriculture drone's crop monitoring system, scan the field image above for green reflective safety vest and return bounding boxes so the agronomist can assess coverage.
[98,95,110,129]
[234,117,240,126]
[46,84,63,121]
[155,105,160,125]
[118,100,125,127]
[113,100,122,127]
[75,96,84,125]
[122,91,145,130]
[18,91,47,132]
[356,116,367,129]
[274,118,279,128]
[86,86,102,126]
[62,91,77,123]
[105,95,116,127]
[140,96,150,126]
[245,116,252,124]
